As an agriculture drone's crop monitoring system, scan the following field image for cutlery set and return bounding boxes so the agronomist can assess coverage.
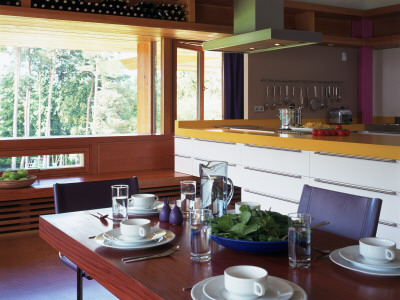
[262,79,343,111]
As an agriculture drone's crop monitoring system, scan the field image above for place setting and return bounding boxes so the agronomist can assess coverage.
[191,265,307,300]
[94,218,175,250]
[127,193,162,216]
[330,237,400,276]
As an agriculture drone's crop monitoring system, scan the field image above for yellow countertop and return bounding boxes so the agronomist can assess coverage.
[175,120,400,160]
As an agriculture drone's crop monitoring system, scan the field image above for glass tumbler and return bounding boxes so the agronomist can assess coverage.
[180,180,196,218]
[190,208,212,262]
[111,185,129,222]
[288,213,312,268]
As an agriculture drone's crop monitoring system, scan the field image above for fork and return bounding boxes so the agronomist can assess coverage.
[122,245,180,263]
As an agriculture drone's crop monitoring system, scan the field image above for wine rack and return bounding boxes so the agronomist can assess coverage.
[0,0,21,6]
[29,0,188,21]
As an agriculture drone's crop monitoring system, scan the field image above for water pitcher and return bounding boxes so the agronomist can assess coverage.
[199,161,234,217]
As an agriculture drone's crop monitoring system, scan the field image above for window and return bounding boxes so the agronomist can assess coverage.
[0,154,84,172]
[175,42,223,121]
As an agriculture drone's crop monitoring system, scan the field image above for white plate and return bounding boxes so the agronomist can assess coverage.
[95,229,175,250]
[226,209,237,215]
[192,276,307,300]
[330,248,400,276]
[339,245,400,269]
[103,228,167,245]
[128,201,162,214]
[203,275,293,300]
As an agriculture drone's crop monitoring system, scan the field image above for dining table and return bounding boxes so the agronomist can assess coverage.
[39,208,400,300]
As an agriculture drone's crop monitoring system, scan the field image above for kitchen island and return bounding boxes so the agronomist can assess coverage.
[174,120,400,246]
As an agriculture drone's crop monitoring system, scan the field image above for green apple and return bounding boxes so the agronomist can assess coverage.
[8,172,20,180]
[17,169,28,178]
[2,171,10,178]
[19,177,27,180]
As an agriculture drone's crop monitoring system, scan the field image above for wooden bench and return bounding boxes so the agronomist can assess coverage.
[0,170,196,234]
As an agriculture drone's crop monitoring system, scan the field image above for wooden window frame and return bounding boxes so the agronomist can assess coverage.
[173,41,205,121]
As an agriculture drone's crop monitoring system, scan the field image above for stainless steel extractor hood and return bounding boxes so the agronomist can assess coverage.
[203,0,322,54]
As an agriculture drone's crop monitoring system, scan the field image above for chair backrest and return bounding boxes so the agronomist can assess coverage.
[298,185,382,240]
[54,177,139,214]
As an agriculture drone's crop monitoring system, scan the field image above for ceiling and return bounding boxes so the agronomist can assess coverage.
[291,0,400,9]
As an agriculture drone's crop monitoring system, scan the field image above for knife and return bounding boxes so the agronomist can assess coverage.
[122,245,180,263]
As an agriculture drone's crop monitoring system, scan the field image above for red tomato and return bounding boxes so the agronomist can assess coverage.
[344,129,350,136]
[336,125,342,130]
[324,129,331,136]
[330,130,337,136]
[337,130,344,136]
[312,129,318,136]
[317,130,324,136]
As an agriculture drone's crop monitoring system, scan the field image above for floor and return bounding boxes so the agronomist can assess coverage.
[0,230,118,300]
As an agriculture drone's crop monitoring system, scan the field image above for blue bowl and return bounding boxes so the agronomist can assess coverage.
[211,235,288,254]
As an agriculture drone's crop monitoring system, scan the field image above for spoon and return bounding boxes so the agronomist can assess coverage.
[284,85,290,104]
[271,85,277,110]
[265,85,269,110]
[299,86,304,109]
[337,86,342,102]
[292,85,296,106]
[89,213,108,226]
[278,86,283,106]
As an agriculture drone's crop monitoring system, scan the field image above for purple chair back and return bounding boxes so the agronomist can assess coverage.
[54,177,139,213]
[298,185,382,240]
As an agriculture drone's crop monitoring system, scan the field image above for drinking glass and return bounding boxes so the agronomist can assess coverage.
[190,208,212,262]
[111,185,129,222]
[288,213,311,268]
[180,180,196,218]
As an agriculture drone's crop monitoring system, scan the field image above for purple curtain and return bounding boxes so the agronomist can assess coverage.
[223,53,244,119]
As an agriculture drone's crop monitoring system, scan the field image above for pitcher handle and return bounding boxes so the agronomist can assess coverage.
[226,178,234,206]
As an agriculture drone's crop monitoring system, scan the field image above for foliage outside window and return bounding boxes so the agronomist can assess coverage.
[0,154,84,172]
[0,47,138,138]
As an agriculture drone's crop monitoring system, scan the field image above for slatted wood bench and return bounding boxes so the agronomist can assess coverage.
[0,170,196,234]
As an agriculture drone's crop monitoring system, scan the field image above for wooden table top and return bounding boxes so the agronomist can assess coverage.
[39,208,400,300]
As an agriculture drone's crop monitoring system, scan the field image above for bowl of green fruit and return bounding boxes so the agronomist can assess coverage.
[0,170,37,189]
[211,206,289,254]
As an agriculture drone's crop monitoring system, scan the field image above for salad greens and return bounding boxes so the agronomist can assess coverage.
[211,206,289,241]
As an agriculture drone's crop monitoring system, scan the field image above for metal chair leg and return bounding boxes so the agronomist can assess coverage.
[77,267,83,300]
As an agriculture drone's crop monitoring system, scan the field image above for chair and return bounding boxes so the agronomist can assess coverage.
[298,184,382,240]
[53,177,139,300]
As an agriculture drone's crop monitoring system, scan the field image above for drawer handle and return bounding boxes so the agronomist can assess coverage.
[245,144,301,153]
[314,152,397,163]
[379,220,398,227]
[314,178,397,195]
[194,138,236,145]
[194,157,210,162]
[175,154,191,159]
[245,166,302,179]
[244,189,299,204]
[174,136,191,140]
[194,157,236,167]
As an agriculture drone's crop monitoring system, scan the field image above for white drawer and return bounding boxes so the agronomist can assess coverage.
[377,222,400,249]
[242,189,299,215]
[243,167,309,201]
[192,138,241,165]
[192,157,242,187]
[174,136,192,156]
[310,152,400,193]
[174,155,192,175]
[243,144,309,176]
[311,178,400,224]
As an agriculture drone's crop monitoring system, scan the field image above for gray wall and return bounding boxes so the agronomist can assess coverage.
[245,45,359,120]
